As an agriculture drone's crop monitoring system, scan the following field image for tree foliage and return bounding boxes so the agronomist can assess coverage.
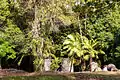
[0,0,120,71]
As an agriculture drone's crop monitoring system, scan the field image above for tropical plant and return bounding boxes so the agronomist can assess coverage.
[63,33,84,57]
[63,32,87,72]
[82,37,105,71]
[63,32,105,71]
[0,38,16,68]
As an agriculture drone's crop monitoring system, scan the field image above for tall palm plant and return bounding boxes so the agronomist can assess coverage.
[82,37,105,71]
[63,32,104,72]
[63,32,86,72]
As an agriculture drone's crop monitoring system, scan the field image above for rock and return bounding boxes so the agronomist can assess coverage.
[103,65,108,71]
[62,58,73,72]
[94,67,102,72]
[44,59,51,71]
[91,62,98,72]
[107,64,118,71]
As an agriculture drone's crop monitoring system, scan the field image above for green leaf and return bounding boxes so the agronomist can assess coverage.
[84,55,89,60]
[67,34,75,41]
[63,40,71,45]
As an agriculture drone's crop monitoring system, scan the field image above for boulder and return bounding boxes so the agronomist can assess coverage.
[44,59,51,71]
[102,65,108,71]
[62,58,73,72]
[91,62,98,72]
[107,64,118,71]
[94,67,102,72]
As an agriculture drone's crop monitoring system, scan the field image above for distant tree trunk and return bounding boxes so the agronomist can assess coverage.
[70,60,72,72]
[81,59,86,71]
[0,58,1,69]
[90,54,92,72]
[32,0,44,72]
[70,57,73,72]
[32,1,39,39]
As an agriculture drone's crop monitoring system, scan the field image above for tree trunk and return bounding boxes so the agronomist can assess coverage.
[90,54,92,72]
[32,0,44,72]
[0,58,1,69]
[82,59,86,71]
[70,60,72,72]
[32,2,39,39]
[70,57,74,72]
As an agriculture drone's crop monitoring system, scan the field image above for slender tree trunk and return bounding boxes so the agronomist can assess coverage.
[85,13,87,30]
[0,58,1,69]
[32,2,39,39]
[82,59,86,71]
[70,57,73,72]
[90,54,92,72]
[70,60,73,72]
[32,0,44,72]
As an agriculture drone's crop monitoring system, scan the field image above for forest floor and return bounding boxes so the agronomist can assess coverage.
[1,69,120,80]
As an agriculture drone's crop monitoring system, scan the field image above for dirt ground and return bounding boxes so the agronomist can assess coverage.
[0,69,68,77]
[1,69,120,78]
[0,69,29,77]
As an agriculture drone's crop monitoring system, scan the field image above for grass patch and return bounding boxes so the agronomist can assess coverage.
[73,73,120,80]
[1,72,120,80]
[0,75,70,80]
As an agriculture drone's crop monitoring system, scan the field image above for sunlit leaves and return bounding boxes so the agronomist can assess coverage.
[63,33,84,58]
[83,37,104,59]
[0,0,10,24]
[0,38,16,59]
[63,31,105,63]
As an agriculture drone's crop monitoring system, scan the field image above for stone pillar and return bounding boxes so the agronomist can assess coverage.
[44,59,51,71]
[62,58,73,72]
